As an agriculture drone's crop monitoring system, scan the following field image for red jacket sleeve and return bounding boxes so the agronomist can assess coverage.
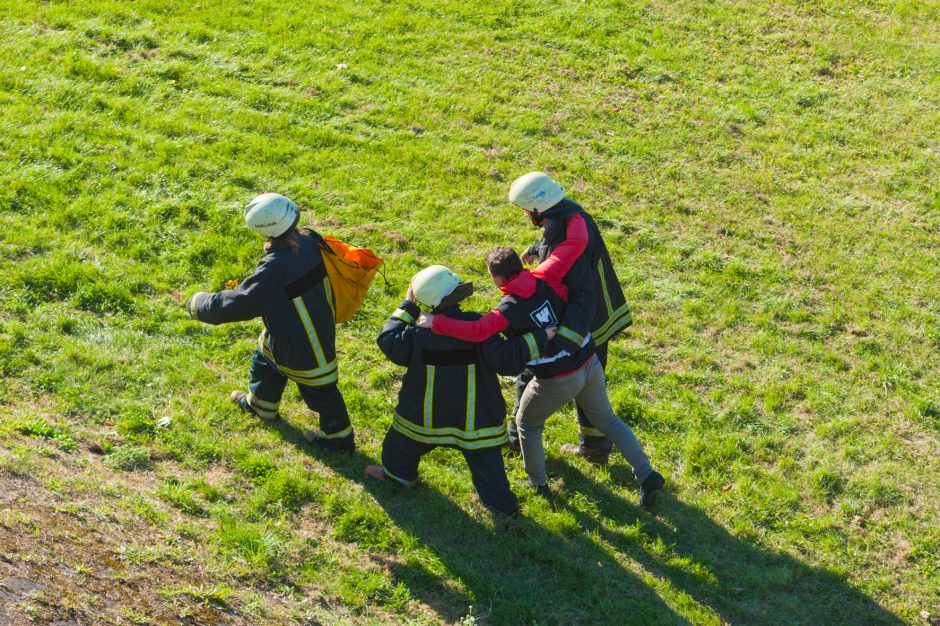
[530,213,587,302]
[431,310,510,342]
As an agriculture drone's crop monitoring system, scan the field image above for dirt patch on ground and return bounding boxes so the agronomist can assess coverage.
[0,469,261,625]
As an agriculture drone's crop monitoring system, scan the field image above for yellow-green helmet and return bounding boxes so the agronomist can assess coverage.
[508,172,564,213]
[412,265,472,310]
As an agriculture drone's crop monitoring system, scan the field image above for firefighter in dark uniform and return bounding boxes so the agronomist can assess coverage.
[185,193,355,452]
[365,265,553,516]
[510,172,633,464]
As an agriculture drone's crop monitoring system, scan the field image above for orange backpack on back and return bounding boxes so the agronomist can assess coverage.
[319,235,384,324]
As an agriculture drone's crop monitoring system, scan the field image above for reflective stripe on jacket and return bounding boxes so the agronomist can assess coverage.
[377,300,547,450]
[190,230,339,385]
[532,200,632,346]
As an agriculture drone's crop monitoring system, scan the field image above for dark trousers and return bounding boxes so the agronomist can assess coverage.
[381,427,519,516]
[508,342,613,456]
[247,349,354,445]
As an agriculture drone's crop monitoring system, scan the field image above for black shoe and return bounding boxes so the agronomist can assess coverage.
[303,429,355,454]
[229,390,280,420]
[533,483,552,499]
[639,471,665,509]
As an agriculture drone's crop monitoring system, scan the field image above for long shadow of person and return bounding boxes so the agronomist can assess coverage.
[550,460,904,626]
[258,412,369,471]
[263,414,680,623]
[351,455,691,626]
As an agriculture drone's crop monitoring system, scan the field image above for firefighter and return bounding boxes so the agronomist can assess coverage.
[186,193,355,452]
[510,172,634,465]
[366,265,554,516]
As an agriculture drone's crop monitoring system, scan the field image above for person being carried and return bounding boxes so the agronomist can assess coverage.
[421,248,663,508]
[186,193,355,452]
[366,265,554,516]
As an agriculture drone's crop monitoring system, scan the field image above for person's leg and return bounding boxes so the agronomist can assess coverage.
[233,349,288,419]
[574,355,654,484]
[573,342,613,461]
[366,427,432,485]
[298,383,355,451]
[516,373,583,486]
[461,446,519,516]
[506,369,534,452]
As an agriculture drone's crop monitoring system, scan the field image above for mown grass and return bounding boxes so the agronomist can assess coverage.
[0,0,938,623]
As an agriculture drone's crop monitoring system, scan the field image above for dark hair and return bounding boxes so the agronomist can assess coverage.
[263,218,303,253]
[485,247,523,281]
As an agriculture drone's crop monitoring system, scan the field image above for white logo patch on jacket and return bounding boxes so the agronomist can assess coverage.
[529,301,559,328]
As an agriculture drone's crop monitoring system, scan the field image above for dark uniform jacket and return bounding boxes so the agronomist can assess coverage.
[189,229,340,387]
[377,300,548,450]
[494,270,595,379]
[528,199,632,347]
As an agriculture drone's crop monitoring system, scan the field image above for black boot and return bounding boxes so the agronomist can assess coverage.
[639,471,665,509]
[303,429,355,454]
[230,390,279,420]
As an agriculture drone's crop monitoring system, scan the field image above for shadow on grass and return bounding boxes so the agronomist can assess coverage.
[257,412,371,474]
[260,417,680,622]
[253,416,899,624]
[351,452,688,625]
[551,460,903,626]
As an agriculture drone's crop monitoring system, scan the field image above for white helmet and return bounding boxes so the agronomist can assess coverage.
[412,265,470,309]
[508,172,564,213]
[245,193,299,237]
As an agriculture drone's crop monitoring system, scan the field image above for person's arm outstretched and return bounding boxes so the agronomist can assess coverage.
[186,256,280,324]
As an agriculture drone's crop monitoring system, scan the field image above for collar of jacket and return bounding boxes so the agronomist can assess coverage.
[500,270,536,298]
[541,197,582,220]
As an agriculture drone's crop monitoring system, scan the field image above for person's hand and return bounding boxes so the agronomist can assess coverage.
[417,313,435,329]
[405,283,416,303]
[544,326,557,340]
[521,251,537,265]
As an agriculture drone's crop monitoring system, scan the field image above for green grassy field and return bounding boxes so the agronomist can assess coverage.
[0,0,938,623]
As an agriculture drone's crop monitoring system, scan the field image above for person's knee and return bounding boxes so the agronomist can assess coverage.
[517,412,546,433]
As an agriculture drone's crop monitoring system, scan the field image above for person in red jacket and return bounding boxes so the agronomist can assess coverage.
[421,248,664,507]
[420,212,588,342]
[511,172,632,464]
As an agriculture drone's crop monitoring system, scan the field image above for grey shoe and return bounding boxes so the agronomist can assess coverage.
[639,471,665,509]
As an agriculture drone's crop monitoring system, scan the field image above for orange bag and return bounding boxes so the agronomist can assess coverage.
[320,235,384,324]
